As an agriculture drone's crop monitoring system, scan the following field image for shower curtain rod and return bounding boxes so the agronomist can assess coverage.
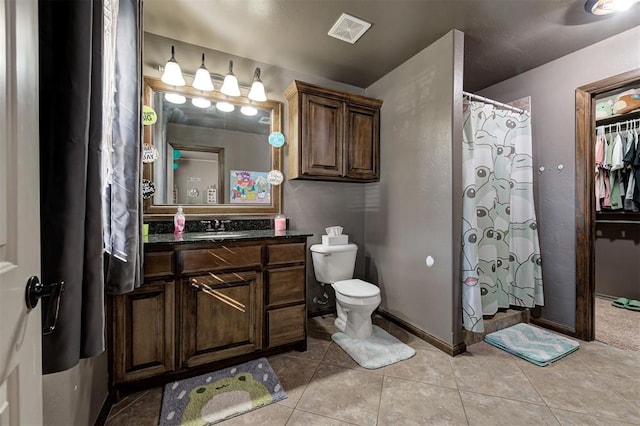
[463,91,526,114]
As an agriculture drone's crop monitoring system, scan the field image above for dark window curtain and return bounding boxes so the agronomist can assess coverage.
[39,0,142,374]
[39,0,105,374]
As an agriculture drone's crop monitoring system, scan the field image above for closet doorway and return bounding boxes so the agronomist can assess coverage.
[575,68,640,344]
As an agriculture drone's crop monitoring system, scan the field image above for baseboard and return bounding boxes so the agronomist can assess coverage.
[376,309,466,356]
[530,317,576,337]
[308,305,337,318]
[93,393,114,426]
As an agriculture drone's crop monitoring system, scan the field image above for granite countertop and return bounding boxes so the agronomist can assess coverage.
[144,229,313,245]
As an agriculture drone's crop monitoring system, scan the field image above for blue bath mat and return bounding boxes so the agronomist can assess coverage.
[159,357,286,425]
[484,323,580,366]
[332,325,416,369]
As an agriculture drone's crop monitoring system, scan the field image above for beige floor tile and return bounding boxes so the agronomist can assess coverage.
[309,315,341,335]
[107,387,163,426]
[452,348,544,404]
[372,313,392,331]
[518,356,640,422]
[296,363,383,425]
[551,408,639,425]
[218,402,293,425]
[283,335,332,362]
[384,346,457,389]
[321,342,386,375]
[377,376,467,425]
[287,409,358,425]
[460,391,558,425]
[268,354,320,408]
[385,323,439,350]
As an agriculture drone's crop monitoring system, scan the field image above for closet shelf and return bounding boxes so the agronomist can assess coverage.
[596,109,640,127]
[596,211,640,223]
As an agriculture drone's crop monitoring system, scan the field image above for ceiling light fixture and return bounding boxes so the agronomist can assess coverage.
[161,46,186,86]
[192,53,214,91]
[587,0,640,14]
[191,97,211,109]
[248,68,267,102]
[216,101,235,112]
[220,60,241,97]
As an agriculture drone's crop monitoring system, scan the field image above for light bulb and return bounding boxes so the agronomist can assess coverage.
[164,93,186,104]
[191,97,211,108]
[241,106,258,116]
[220,60,241,97]
[192,53,214,91]
[160,46,185,86]
[248,68,267,102]
[216,102,235,112]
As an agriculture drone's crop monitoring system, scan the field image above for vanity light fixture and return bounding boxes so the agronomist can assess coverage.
[216,101,235,112]
[164,92,186,104]
[191,97,212,108]
[192,53,214,91]
[220,60,241,97]
[160,46,186,86]
[587,0,639,14]
[248,68,267,102]
[240,105,258,116]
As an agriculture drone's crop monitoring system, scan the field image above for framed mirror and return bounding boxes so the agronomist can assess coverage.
[143,76,282,216]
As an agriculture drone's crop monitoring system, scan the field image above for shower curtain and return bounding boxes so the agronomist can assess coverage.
[461,100,544,333]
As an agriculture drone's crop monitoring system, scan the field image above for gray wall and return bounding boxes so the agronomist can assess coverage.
[595,224,640,300]
[43,353,108,426]
[364,30,464,346]
[480,25,640,329]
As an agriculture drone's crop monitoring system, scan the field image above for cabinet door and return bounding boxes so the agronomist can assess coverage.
[301,93,344,177]
[181,272,262,368]
[113,280,175,383]
[344,104,379,180]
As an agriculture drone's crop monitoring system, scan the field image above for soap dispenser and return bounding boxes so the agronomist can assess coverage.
[174,206,185,235]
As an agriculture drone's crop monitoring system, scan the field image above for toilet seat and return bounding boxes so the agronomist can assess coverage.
[332,279,380,306]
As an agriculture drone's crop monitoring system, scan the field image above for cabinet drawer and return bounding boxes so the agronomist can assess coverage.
[144,251,174,278]
[267,304,305,348]
[182,245,261,273]
[266,266,305,308]
[267,243,305,266]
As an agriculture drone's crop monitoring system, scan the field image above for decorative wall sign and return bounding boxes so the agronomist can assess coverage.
[142,179,156,199]
[268,131,285,147]
[267,169,284,185]
[142,105,157,125]
[142,144,159,163]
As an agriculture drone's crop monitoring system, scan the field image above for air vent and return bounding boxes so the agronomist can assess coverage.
[258,116,271,125]
[328,13,372,44]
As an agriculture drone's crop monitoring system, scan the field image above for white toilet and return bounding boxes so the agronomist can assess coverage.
[310,243,381,339]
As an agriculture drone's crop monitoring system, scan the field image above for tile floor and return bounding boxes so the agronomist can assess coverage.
[105,315,640,425]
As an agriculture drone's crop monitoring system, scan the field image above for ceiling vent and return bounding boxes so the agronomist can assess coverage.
[258,116,271,125]
[327,13,372,44]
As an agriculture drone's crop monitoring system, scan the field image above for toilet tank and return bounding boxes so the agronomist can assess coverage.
[310,243,358,284]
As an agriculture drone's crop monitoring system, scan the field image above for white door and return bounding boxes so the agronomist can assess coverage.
[0,0,42,424]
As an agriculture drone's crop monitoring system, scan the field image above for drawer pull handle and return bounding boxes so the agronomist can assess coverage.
[190,279,246,313]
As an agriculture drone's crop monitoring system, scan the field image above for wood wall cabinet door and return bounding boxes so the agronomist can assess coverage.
[181,272,262,368]
[286,80,382,182]
[345,104,379,180]
[301,94,344,177]
[113,280,175,383]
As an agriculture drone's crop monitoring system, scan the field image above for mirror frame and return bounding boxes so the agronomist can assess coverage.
[143,76,282,216]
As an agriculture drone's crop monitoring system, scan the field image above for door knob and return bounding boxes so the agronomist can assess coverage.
[25,276,65,335]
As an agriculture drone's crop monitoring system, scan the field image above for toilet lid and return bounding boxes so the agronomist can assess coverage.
[333,279,380,298]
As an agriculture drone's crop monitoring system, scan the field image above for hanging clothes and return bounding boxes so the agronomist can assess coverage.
[461,99,544,333]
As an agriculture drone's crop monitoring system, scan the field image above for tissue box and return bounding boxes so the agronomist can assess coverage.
[322,234,349,246]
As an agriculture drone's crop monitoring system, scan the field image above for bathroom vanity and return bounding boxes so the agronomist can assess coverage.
[107,230,310,398]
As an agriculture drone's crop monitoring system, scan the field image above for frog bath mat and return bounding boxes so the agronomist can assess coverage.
[160,358,287,425]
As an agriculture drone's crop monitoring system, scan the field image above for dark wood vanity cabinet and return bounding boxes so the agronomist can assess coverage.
[285,80,382,183]
[108,237,307,397]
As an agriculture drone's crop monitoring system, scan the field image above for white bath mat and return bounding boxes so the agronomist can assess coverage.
[331,325,416,369]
